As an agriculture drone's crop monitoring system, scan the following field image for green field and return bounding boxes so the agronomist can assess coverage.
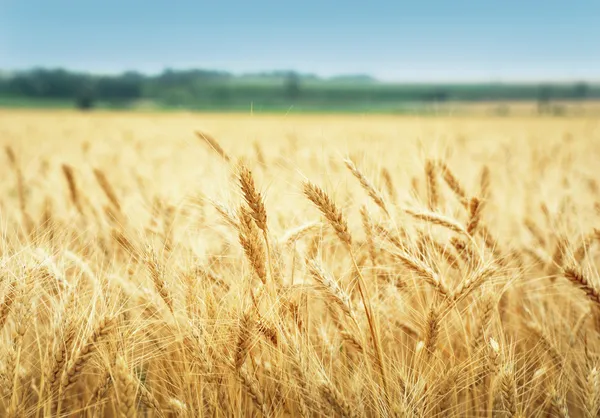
[1,68,599,113]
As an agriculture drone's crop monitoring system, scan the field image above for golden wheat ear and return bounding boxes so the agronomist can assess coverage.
[425,159,439,210]
[61,164,83,213]
[343,158,389,216]
[238,163,268,233]
[237,205,267,284]
[196,130,231,162]
[93,168,122,212]
[563,266,600,307]
[303,181,352,247]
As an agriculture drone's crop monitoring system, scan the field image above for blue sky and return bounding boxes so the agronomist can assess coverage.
[1,0,599,81]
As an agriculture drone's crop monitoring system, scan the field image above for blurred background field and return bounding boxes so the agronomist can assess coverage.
[1,70,599,116]
[2,108,597,221]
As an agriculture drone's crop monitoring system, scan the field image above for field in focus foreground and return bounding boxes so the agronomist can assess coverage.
[1,110,600,417]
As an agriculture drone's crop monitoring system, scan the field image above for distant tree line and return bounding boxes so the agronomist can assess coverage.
[0,68,597,110]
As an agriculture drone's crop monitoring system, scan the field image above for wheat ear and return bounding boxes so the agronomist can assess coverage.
[93,169,122,212]
[344,158,389,216]
[425,159,438,210]
[563,266,600,307]
[61,164,83,213]
[195,130,231,162]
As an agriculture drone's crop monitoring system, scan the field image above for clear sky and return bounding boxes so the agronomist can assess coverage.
[1,0,599,81]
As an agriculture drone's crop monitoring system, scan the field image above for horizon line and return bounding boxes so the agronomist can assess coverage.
[2,66,600,85]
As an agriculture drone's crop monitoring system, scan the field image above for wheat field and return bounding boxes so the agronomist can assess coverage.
[1,110,599,417]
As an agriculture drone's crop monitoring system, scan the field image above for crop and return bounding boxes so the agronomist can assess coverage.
[0,111,599,417]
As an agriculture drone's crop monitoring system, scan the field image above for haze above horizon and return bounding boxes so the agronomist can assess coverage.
[1,0,599,82]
